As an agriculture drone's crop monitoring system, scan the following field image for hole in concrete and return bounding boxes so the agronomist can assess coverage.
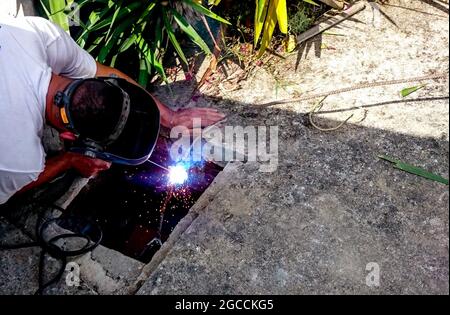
[64,137,223,263]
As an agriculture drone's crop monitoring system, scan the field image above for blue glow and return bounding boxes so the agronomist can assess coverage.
[168,164,189,185]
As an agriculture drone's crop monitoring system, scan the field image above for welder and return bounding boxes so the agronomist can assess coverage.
[0,15,224,205]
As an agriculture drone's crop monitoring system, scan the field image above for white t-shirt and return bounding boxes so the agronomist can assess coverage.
[0,16,97,204]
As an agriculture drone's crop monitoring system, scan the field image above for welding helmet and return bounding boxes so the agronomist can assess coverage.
[54,77,160,165]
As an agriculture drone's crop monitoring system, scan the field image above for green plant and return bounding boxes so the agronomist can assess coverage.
[40,0,229,87]
[288,5,313,35]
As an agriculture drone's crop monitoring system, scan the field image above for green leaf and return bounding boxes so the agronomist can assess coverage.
[77,2,140,44]
[85,35,105,53]
[39,0,52,19]
[162,8,189,65]
[302,0,320,6]
[171,9,211,55]
[76,4,114,47]
[41,0,70,32]
[118,35,136,53]
[136,2,157,25]
[138,56,150,88]
[182,0,231,25]
[151,20,168,83]
[97,17,135,63]
[135,20,168,84]
[401,85,425,97]
[379,155,449,185]
[105,0,123,41]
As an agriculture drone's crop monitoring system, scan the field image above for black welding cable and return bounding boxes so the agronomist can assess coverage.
[36,247,67,296]
[0,204,102,295]
[0,241,39,250]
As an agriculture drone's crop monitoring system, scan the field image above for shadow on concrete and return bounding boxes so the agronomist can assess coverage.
[1,75,449,293]
[420,0,450,14]
[141,77,450,295]
[295,34,323,71]
[152,79,450,199]
[305,96,449,114]
[384,3,448,18]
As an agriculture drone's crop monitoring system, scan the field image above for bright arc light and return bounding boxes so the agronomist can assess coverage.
[168,164,188,185]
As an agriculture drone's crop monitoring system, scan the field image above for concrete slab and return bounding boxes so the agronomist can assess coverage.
[138,0,449,295]
[0,218,97,295]
[0,213,145,295]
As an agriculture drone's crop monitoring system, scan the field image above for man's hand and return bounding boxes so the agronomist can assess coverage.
[18,152,111,195]
[66,152,111,178]
[171,107,226,129]
[95,62,226,130]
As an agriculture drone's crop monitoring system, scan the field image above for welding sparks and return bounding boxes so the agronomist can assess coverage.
[146,160,189,186]
[168,164,189,185]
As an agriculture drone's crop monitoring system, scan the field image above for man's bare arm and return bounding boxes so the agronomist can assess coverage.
[18,152,111,194]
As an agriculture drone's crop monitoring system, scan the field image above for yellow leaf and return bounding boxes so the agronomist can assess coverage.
[254,0,268,47]
[257,0,278,57]
[276,0,288,34]
[283,35,297,53]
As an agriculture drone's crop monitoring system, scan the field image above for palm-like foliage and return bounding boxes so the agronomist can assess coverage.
[40,0,229,87]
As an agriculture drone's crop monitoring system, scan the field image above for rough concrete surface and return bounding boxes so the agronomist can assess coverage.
[0,212,145,295]
[138,0,449,295]
[0,218,97,295]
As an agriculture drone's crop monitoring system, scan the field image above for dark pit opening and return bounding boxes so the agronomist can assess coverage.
[64,137,223,263]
